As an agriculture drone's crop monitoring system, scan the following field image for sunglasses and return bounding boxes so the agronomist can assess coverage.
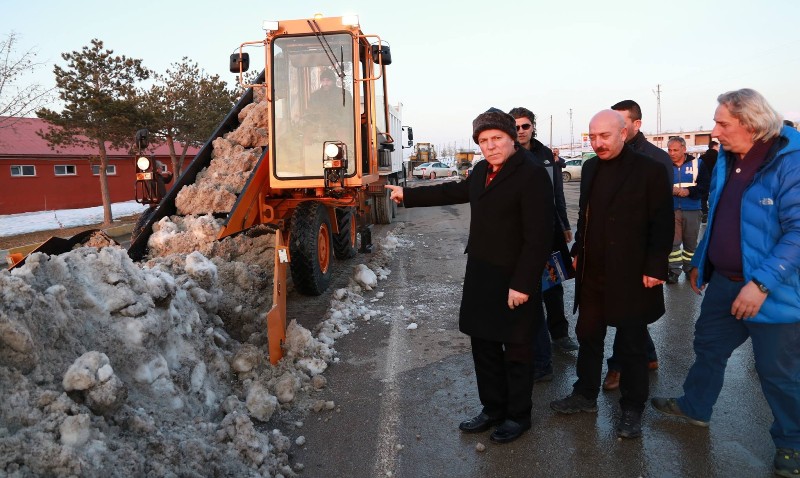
[516,123,532,131]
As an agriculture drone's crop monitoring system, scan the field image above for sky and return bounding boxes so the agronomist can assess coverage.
[3,0,800,153]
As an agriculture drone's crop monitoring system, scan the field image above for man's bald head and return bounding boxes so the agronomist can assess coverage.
[589,110,628,160]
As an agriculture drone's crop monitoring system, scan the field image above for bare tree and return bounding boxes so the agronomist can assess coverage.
[0,32,53,129]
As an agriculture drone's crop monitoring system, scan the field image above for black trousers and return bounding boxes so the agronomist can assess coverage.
[574,281,650,412]
[542,283,569,339]
[471,336,533,426]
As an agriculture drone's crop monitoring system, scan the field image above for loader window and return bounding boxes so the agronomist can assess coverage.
[272,34,356,178]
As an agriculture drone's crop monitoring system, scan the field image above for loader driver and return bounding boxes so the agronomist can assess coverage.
[308,69,353,135]
[303,68,355,175]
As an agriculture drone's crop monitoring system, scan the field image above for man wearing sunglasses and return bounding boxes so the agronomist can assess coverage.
[509,107,578,386]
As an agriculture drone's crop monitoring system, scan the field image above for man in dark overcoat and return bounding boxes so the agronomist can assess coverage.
[549,110,673,439]
[385,108,554,444]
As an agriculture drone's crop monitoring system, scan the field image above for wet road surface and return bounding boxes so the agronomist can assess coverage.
[289,180,775,478]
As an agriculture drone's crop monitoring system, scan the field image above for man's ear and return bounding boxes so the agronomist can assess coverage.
[634,119,642,132]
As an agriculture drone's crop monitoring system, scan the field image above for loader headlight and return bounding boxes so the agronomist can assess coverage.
[137,156,151,171]
[324,143,342,159]
[322,141,348,187]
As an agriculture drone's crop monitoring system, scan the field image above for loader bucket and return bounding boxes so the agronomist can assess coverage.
[7,229,118,270]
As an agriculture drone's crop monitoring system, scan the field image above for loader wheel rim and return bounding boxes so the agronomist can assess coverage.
[318,223,331,273]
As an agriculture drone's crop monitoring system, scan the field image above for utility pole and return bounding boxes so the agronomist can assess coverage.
[653,84,662,147]
[569,108,574,155]
[549,115,553,148]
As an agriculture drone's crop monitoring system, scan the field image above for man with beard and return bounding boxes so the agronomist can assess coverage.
[550,110,672,439]
[386,108,554,444]
[600,99,671,391]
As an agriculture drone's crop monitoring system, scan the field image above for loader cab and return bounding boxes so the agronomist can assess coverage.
[233,16,392,189]
[271,33,356,180]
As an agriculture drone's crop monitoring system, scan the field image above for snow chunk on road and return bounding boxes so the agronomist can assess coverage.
[354,264,377,290]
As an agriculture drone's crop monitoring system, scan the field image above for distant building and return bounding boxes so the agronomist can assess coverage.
[0,117,199,215]
[644,129,716,155]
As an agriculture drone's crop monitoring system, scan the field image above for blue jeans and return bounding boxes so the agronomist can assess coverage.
[677,271,800,449]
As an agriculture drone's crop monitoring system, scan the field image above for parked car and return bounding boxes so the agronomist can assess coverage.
[412,161,458,179]
[562,155,595,182]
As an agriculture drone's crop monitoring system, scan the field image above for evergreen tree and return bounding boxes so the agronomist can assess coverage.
[37,39,149,225]
[143,57,236,176]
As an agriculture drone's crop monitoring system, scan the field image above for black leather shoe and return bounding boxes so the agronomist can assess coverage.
[489,419,531,444]
[459,413,503,433]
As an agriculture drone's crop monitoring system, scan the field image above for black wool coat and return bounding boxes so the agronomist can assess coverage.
[403,148,554,343]
[570,146,673,326]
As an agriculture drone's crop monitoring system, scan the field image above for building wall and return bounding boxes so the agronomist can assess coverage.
[0,156,178,215]
[645,130,714,149]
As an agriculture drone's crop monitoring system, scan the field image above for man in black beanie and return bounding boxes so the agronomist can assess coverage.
[385,107,554,443]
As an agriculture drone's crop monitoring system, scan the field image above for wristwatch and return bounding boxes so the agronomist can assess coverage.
[751,278,769,294]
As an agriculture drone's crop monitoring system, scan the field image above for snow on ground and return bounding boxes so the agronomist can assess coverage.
[0,229,414,476]
[0,201,150,237]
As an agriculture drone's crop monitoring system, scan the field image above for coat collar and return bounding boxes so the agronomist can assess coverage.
[581,145,637,206]
[480,147,527,195]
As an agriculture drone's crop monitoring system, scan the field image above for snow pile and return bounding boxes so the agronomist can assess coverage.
[174,96,268,216]
[226,100,270,148]
[0,228,413,476]
[175,138,262,215]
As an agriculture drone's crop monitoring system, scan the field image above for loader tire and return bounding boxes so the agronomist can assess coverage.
[289,202,333,296]
[374,179,396,225]
[333,207,357,259]
[131,207,156,243]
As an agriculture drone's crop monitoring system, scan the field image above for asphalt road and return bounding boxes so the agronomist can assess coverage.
[283,179,775,478]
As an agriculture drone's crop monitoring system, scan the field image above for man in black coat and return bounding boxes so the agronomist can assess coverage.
[385,108,554,444]
[598,99,671,391]
[550,110,673,439]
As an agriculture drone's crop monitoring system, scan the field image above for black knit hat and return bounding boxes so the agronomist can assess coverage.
[472,107,517,144]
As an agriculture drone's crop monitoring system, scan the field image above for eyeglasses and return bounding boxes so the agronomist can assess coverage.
[516,124,532,131]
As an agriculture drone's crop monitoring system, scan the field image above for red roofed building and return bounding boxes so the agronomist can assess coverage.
[0,117,199,215]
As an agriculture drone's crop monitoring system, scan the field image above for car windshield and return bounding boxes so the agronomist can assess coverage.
[418,163,431,168]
